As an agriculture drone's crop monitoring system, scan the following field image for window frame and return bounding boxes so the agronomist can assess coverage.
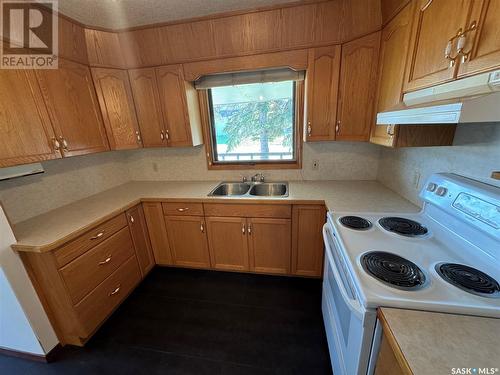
[199,81,304,170]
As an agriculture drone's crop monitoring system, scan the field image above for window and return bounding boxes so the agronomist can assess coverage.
[207,81,296,164]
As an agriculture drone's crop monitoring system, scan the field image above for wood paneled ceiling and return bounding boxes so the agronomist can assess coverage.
[58,0,300,29]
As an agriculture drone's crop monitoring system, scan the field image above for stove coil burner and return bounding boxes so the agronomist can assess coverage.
[379,217,428,237]
[361,251,426,290]
[339,216,372,230]
[436,263,500,298]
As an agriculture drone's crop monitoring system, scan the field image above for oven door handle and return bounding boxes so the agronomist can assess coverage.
[323,225,364,320]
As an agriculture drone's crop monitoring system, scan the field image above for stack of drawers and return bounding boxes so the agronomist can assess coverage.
[21,213,142,346]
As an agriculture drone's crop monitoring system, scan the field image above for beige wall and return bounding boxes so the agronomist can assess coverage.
[377,123,500,207]
[0,142,381,224]
[0,151,130,224]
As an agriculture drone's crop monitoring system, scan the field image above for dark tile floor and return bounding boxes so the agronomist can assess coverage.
[0,267,332,374]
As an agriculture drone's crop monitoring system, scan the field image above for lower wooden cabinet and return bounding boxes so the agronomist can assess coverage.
[164,215,211,268]
[248,218,292,275]
[126,204,155,277]
[142,202,173,265]
[206,217,249,271]
[291,205,326,277]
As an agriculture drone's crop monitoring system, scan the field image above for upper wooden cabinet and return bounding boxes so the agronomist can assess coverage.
[91,68,143,150]
[457,0,500,78]
[304,45,341,141]
[403,0,475,92]
[36,59,109,157]
[337,32,381,141]
[128,68,165,147]
[371,4,457,148]
[0,69,61,168]
[155,65,203,147]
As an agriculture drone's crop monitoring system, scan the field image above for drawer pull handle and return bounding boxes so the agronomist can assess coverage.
[109,285,121,296]
[99,256,112,265]
[90,231,105,240]
[129,215,135,223]
[177,208,189,212]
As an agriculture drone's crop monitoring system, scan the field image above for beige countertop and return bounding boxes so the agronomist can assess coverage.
[11,180,418,253]
[379,307,500,375]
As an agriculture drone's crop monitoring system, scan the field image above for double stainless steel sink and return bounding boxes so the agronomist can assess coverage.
[208,182,289,197]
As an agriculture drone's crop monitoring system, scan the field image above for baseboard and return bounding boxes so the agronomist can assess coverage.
[0,343,62,363]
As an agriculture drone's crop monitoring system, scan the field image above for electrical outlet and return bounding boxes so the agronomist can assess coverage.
[152,162,159,172]
[312,160,319,170]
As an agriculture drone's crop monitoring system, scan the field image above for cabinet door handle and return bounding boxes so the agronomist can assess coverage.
[99,255,112,265]
[242,224,246,234]
[386,125,395,136]
[129,215,135,223]
[109,285,121,296]
[160,131,165,141]
[52,137,61,151]
[200,222,204,233]
[177,208,189,212]
[165,130,170,140]
[135,130,142,143]
[307,122,312,136]
[457,20,477,63]
[247,224,252,235]
[90,231,105,240]
[59,136,68,151]
[336,121,341,134]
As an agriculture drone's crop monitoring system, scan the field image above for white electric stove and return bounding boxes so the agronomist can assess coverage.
[321,173,500,375]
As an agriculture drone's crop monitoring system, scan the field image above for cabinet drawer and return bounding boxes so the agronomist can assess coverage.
[204,203,291,218]
[60,227,135,305]
[75,255,141,337]
[54,213,128,267]
[162,202,204,216]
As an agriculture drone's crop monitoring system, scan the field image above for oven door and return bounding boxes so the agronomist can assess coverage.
[322,224,376,375]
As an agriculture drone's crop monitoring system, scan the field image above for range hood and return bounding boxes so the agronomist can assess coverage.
[377,70,500,125]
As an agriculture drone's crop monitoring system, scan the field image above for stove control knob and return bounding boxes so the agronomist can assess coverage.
[435,186,448,196]
[426,182,438,192]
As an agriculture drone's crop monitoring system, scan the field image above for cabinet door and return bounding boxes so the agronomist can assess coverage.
[126,205,155,277]
[404,0,474,91]
[91,68,142,150]
[36,59,109,157]
[337,32,380,141]
[458,0,500,78]
[291,205,326,277]
[128,68,166,147]
[156,65,193,147]
[371,3,413,147]
[206,217,249,271]
[0,69,60,167]
[304,45,341,141]
[248,218,291,275]
[164,216,211,268]
[142,202,173,265]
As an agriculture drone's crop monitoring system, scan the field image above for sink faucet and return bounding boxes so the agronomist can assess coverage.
[251,173,265,183]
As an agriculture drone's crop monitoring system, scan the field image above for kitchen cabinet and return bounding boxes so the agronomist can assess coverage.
[128,68,166,147]
[291,205,326,277]
[248,218,291,275]
[126,204,155,277]
[142,202,173,265]
[164,215,211,268]
[0,68,61,168]
[36,59,109,157]
[206,217,249,271]
[155,64,203,147]
[404,0,475,92]
[370,3,457,148]
[374,330,412,375]
[91,67,142,150]
[304,45,341,141]
[337,32,381,141]
[457,0,500,78]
